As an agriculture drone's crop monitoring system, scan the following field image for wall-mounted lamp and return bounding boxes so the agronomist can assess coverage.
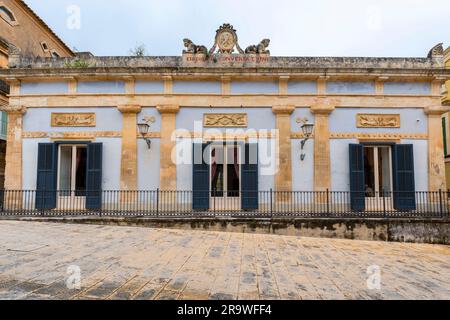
[296,117,314,161]
[137,116,156,149]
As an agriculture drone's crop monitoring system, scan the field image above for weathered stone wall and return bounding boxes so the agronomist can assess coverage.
[9,217,450,245]
[0,0,73,58]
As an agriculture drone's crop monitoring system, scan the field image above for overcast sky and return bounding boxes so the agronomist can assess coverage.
[24,0,450,57]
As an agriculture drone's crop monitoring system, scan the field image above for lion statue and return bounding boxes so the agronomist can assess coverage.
[183,38,208,54]
[245,39,270,54]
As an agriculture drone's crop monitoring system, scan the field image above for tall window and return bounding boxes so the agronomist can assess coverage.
[58,145,87,196]
[363,146,392,197]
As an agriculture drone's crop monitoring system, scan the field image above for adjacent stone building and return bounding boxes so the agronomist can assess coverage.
[0,24,449,212]
[0,0,74,188]
[441,46,450,188]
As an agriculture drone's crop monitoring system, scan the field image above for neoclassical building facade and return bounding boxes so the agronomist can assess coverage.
[1,25,449,211]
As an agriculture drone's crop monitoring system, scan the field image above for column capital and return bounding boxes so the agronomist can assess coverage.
[118,104,141,114]
[424,105,450,116]
[272,105,295,115]
[157,104,180,114]
[1,105,27,115]
[310,98,338,115]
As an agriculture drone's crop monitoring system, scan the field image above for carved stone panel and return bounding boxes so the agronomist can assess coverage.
[51,113,96,127]
[356,114,400,128]
[203,113,248,127]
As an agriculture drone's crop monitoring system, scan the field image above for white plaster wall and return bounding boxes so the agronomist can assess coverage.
[384,82,431,95]
[97,138,121,190]
[20,82,69,94]
[22,138,49,190]
[173,81,221,94]
[327,82,375,94]
[138,107,161,131]
[329,108,427,134]
[288,82,317,94]
[291,108,314,132]
[23,108,123,132]
[403,139,428,192]
[137,139,160,190]
[77,81,125,94]
[330,139,358,191]
[230,81,278,94]
[291,139,314,191]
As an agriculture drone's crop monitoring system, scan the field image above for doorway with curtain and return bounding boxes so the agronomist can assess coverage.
[209,143,241,211]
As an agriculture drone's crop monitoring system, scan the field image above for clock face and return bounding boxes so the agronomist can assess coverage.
[217,30,236,52]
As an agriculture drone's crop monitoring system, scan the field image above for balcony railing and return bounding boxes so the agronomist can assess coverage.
[0,80,9,95]
[0,113,7,140]
[0,190,449,219]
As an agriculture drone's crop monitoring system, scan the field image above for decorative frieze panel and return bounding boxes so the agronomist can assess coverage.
[203,113,248,127]
[23,131,121,139]
[329,132,427,140]
[356,114,400,128]
[51,113,96,127]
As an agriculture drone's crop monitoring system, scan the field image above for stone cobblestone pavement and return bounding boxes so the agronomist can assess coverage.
[0,221,448,300]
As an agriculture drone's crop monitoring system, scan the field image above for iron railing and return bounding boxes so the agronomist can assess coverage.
[0,111,7,139]
[0,189,449,219]
[0,80,9,95]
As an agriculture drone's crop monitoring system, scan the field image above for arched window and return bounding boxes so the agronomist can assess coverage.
[0,5,18,25]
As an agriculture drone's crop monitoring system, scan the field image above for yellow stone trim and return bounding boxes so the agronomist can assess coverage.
[273,105,294,193]
[118,104,142,114]
[175,131,277,139]
[163,76,173,95]
[203,113,248,127]
[125,78,135,95]
[158,104,179,190]
[428,109,447,191]
[1,105,27,114]
[157,104,180,114]
[356,114,400,128]
[328,132,428,140]
[272,105,295,115]
[221,76,231,96]
[279,76,289,96]
[51,113,96,127]
[118,105,142,192]
[424,105,450,116]
[22,131,122,139]
[4,106,26,193]
[8,95,441,110]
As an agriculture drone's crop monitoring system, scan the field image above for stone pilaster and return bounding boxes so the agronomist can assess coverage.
[221,76,231,96]
[3,105,26,190]
[310,99,336,192]
[157,104,179,190]
[278,76,289,96]
[118,105,141,191]
[425,106,448,191]
[272,105,295,192]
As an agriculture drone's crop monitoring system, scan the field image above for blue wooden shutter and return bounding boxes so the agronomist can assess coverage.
[86,143,103,209]
[392,144,416,211]
[192,143,209,210]
[241,143,258,210]
[35,143,57,209]
[349,144,365,211]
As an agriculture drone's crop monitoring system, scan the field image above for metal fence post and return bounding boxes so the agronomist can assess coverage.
[270,188,273,218]
[439,189,443,218]
[326,189,330,217]
[156,188,160,217]
[382,189,387,218]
